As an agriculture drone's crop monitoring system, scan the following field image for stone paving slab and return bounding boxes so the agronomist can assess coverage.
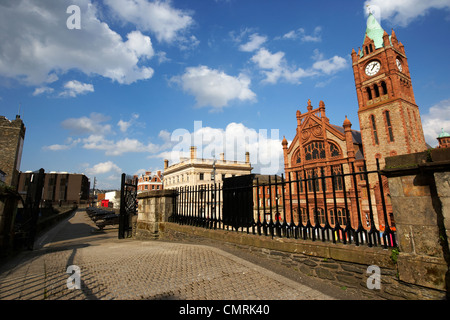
[0,210,334,300]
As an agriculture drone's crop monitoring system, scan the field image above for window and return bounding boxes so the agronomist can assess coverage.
[373,84,380,98]
[329,143,340,157]
[328,209,335,226]
[315,208,325,225]
[370,115,379,145]
[199,173,204,180]
[306,169,321,192]
[381,81,388,95]
[305,141,325,161]
[384,110,394,142]
[366,87,372,100]
[337,208,347,226]
[331,166,343,191]
[300,208,308,225]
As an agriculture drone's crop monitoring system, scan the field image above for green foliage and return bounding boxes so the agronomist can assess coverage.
[390,247,399,264]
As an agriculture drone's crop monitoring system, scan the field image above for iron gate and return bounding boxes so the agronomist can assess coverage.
[118,173,137,239]
[222,174,254,230]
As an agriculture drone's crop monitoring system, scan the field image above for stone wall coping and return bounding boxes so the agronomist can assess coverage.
[137,189,176,199]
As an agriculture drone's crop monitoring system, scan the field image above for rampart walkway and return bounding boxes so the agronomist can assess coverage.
[0,209,369,301]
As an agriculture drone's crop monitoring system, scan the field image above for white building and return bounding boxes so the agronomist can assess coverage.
[104,190,120,208]
[163,146,252,189]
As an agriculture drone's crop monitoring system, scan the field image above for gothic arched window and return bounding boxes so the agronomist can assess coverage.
[304,141,325,161]
[370,115,379,145]
[366,87,372,100]
[381,81,388,95]
[384,110,395,142]
[329,143,340,157]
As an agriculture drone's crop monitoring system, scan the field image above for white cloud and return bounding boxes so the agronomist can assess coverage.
[43,137,81,151]
[0,0,155,86]
[32,87,54,96]
[61,113,112,135]
[81,134,165,156]
[85,161,122,175]
[60,80,94,97]
[250,48,348,85]
[239,33,267,52]
[250,48,314,84]
[117,113,140,133]
[312,56,348,75]
[171,65,257,110]
[365,0,450,26]
[125,30,155,59]
[421,98,450,147]
[280,26,322,42]
[104,0,195,44]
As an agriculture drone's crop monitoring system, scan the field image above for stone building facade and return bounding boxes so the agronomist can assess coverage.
[0,115,26,188]
[163,146,252,189]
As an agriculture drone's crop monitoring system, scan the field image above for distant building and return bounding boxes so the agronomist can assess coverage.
[437,129,450,149]
[104,190,120,208]
[163,146,252,189]
[137,170,163,192]
[17,171,90,206]
[0,115,26,188]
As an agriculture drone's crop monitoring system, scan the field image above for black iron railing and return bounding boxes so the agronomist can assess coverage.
[170,160,397,248]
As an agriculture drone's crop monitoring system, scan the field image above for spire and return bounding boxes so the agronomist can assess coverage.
[365,13,385,49]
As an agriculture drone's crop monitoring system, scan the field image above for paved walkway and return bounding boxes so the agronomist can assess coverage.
[0,210,337,300]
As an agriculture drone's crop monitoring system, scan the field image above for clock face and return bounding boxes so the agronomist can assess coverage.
[365,61,381,76]
[396,58,403,72]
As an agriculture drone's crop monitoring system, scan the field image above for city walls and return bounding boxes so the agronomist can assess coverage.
[134,150,450,299]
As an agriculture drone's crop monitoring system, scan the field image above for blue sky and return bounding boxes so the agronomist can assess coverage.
[1,0,450,189]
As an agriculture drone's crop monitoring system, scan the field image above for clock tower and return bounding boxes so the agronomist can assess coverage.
[351,13,427,171]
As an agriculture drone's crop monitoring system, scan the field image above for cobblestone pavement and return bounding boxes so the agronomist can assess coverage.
[0,210,339,300]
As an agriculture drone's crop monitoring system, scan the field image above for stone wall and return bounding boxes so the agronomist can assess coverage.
[134,190,175,240]
[383,148,450,294]
[160,223,445,300]
[0,115,25,188]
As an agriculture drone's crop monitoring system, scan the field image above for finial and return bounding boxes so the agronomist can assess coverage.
[307,99,313,111]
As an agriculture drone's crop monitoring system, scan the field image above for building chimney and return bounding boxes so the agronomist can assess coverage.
[164,159,169,170]
[157,170,161,177]
[245,151,250,164]
[190,146,197,160]
[220,153,225,161]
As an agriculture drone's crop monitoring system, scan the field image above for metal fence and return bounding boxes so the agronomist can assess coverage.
[170,160,397,248]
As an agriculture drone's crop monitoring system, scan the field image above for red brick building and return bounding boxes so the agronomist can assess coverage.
[137,171,163,192]
[281,13,427,233]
